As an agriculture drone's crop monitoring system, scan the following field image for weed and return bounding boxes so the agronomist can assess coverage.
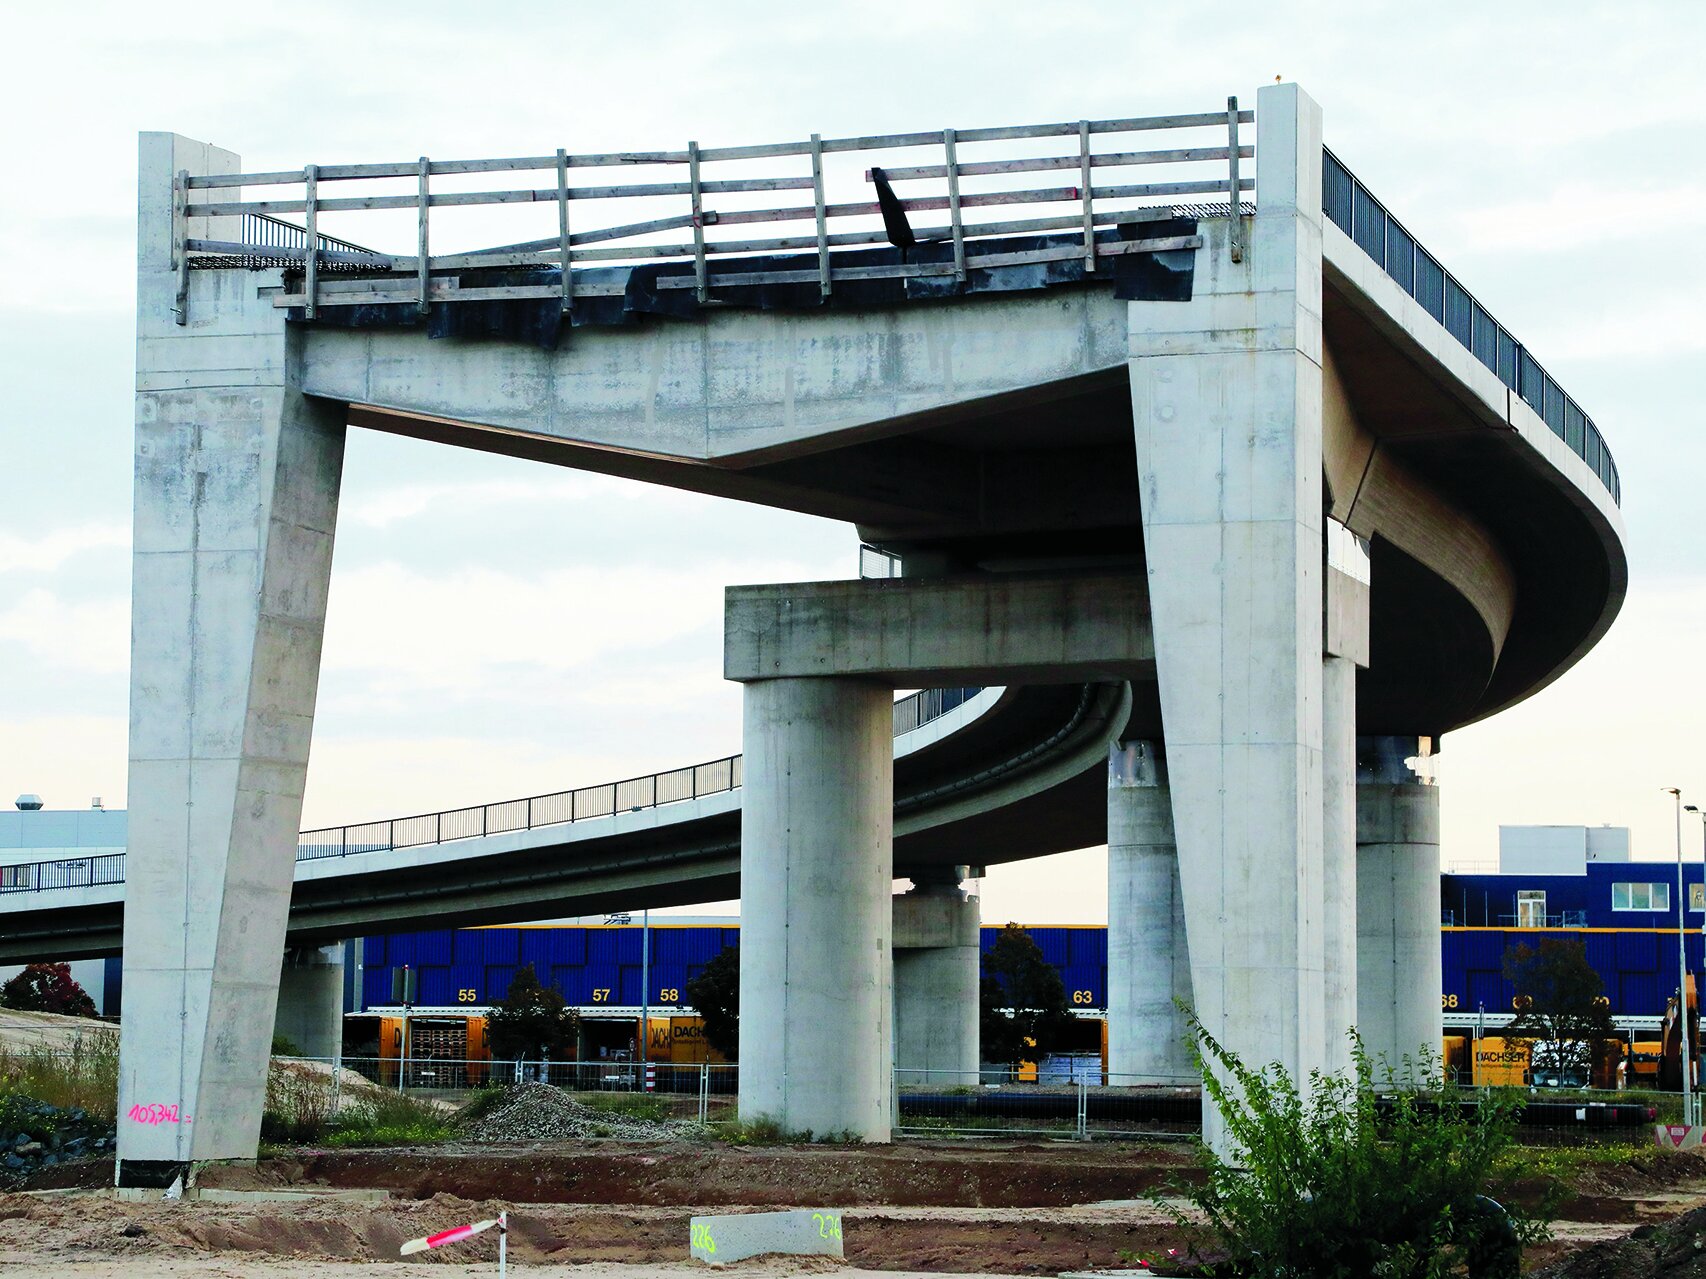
[0,1028,119,1122]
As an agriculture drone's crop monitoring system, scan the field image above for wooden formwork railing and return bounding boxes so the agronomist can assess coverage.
[171,101,1253,323]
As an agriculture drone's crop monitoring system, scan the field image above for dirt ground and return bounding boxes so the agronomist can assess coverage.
[6,1139,1706,1276]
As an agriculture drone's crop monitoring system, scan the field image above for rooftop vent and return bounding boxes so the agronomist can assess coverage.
[91,797,104,810]
[16,794,43,811]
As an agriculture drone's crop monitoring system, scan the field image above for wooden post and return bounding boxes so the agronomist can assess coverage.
[1226,96,1243,263]
[557,147,574,312]
[172,169,190,325]
[1078,120,1095,273]
[944,128,966,281]
[811,132,830,298]
[416,156,431,315]
[304,164,320,320]
[688,141,708,303]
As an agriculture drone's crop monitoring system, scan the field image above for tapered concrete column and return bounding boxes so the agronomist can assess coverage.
[738,678,894,1140]
[1107,741,1194,1082]
[1322,525,1371,1072]
[1128,82,1328,1148]
[275,945,345,1060]
[1356,737,1441,1072]
[119,133,345,1182]
[893,868,980,1086]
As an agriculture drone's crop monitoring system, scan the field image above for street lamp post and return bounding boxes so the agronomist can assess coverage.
[1668,788,1693,1126]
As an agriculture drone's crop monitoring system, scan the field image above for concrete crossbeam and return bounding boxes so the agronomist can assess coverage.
[724,572,1153,686]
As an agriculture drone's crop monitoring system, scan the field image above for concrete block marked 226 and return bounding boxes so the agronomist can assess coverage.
[689,1208,845,1264]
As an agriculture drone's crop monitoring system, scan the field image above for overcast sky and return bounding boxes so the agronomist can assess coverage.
[1,2,1702,924]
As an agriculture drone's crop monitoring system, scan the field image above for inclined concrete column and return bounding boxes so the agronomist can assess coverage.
[275,945,345,1060]
[739,678,894,1140]
[1322,523,1371,1073]
[1128,82,1327,1151]
[1356,737,1441,1073]
[893,867,981,1087]
[1107,740,1194,1082]
[119,133,346,1182]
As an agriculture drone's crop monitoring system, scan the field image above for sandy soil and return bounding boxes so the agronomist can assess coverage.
[0,1007,113,1052]
[7,1140,1706,1275]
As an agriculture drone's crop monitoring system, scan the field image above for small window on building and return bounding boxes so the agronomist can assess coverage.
[1613,882,1670,911]
[1517,890,1546,928]
[1692,883,1704,913]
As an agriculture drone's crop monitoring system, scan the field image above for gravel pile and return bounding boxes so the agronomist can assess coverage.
[455,1082,708,1142]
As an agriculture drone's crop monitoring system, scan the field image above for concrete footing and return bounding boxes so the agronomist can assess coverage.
[1106,741,1193,1082]
[1356,736,1442,1074]
[738,678,894,1140]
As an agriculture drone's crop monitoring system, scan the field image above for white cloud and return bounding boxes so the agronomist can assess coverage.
[0,589,128,675]
[0,524,128,575]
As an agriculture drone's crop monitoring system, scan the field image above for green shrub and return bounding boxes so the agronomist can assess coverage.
[261,1060,340,1142]
[1164,1015,1555,1279]
[270,1032,304,1056]
[323,1089,452,1147]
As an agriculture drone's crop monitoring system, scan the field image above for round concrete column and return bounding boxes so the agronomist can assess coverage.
[1107,741,1194,1082]
[275,943,345,1060]
[1321,656,1358,1072]
[738,677,894,1140]
[1355,737,1441,1074]
[893,867,980,1086]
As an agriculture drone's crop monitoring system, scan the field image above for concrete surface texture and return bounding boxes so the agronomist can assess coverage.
[1127,83,1329,1147]
[689,1208,846,1264]
[893,874,981,1085]
[1357,736,1444,1073]
[1105,741,1193,1083]
[737,678,893,1140]
[274,944,345,1059]
[121,132,346,1177]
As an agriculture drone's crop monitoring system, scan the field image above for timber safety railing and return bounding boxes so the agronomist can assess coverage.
[170,101,1252,321]
[0,687,985,894]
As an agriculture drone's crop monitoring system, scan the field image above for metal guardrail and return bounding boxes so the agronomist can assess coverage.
[0,687,984,894]
[1322,148,1619,505]
[170,103,1252,321]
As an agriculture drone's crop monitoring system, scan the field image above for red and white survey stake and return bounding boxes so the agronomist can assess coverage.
[400,1211,508,1272]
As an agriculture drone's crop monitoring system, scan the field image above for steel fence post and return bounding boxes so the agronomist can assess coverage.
[699,1063,709,1125]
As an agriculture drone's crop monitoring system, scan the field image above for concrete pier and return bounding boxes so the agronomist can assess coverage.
[1127,82,1328,1144]
[1356,736,1442,1074]
[738,678,894,1140]
[274,945,345,1060]
[893,870,981,1086]
[119,133,344,1182]
[1106,741,1194,1082]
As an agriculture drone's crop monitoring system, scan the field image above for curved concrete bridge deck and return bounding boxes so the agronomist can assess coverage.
[114,81,1625,1176]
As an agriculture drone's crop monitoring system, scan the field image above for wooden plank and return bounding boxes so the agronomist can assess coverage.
[303,164,319,320]
[1226,96,1244,263]
[944,128,966,280]
[811,133,830,298]
[185,239,399,266]
[186,111,1256,191]
[688,141,707,303]
[1078,121,1095,274]
[172,169,189,325]
[868,144,1250,183]
[194,175,811,218]
[271,281,628,308]
[556,148,573,311]
[416,156,431,314]
[1091,178,1249,200]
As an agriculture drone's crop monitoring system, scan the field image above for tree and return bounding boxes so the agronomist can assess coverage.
[1,962,98,1018]
[485,965,578,1062]
[685,945,739,1060]
[979,923,1077,1068]
[1502,939,1618,1083]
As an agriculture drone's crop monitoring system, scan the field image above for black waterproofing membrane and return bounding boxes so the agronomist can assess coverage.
[287,222,1199,352]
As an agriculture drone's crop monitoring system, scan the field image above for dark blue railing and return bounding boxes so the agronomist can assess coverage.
[1323,148,1618,506]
